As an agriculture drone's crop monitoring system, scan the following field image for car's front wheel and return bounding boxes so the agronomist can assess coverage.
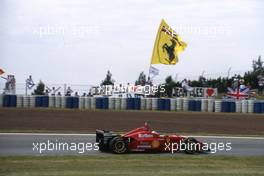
[109,136,128,154]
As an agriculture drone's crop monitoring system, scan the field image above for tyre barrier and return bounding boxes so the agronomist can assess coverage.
[49,96,55,108]
[66,96,79,109]
[151,98,158,110]
[214,100,222,113]
[23,96,29,108]
[95,97,108,109]
[121,98,127,110]
[91,97,96,109]
[140,98,146,110]
[127,98,141,110]
[248,100,254,113]
[235,101,242,113]
[16,95,23,108]
[241,100,248,113]
[176,98,183,111]
[254,101,264,113]
[0,95,264,114]
[146,98,152,110]
[3,94,17,107]
[188,100,201,111]
[170,99,176,111]
[183,98,189,111]
[201,99,208,112]
[221,101,236,113]
[61,96,66,108]
[115,97,121,110]
[108,97,115,110]
[35,96,49,107]
[55,96,62,108]
[208,99,214,112]
[78,97,85,109]
[157,98,170,111]
[84,97,91,109]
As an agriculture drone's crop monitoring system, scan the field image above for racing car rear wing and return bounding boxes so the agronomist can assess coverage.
[96,129,119,151]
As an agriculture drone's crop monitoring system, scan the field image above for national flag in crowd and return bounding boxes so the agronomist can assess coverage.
[149,65,159,76]
[151,19,187,65]
[0,68,4,75]
[227,87,250,100]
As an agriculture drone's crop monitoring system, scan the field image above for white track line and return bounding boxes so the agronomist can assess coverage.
[0,133,95,136]
[0,133,264,140]
[189,135,264,140]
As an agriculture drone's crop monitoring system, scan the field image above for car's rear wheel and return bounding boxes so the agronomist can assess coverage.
[184,137,197,154]
[109,136,128,154]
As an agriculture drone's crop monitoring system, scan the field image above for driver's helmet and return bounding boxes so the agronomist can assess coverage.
[151,131,159,134]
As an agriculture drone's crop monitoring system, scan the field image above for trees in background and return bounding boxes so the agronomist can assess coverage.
[155,56,264,95]
[33,81,45,95]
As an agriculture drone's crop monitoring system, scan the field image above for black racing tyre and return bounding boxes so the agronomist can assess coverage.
[109,136,128,154]
[183,137,197,154]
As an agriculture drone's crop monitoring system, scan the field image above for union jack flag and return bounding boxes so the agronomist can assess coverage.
[227,87,250,100]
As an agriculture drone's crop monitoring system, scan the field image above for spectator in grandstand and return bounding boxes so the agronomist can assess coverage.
[65,86,73,96]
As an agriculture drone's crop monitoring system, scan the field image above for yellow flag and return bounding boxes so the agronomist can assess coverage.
[151,19,187,65]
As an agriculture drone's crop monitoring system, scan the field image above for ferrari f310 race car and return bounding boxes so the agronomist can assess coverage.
[96,123,210,154]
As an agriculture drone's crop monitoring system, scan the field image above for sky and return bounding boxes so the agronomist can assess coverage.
[0,0,263,86]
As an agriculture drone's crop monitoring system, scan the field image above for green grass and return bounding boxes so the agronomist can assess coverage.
[1,155,264,176]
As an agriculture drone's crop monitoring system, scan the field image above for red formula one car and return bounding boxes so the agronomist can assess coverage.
[96,123,210,154]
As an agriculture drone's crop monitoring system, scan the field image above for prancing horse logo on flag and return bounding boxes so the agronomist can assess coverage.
[162,39,176,64]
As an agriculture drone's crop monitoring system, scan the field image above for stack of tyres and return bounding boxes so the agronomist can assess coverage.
[102,97,108,109]
[145,98,152,110]
[170,99,176,111]
[254,101,264,113]
[151,98,158,110]
[230,101,236,112]
[221,101,236,113]
[108,97,115,110]
[115,97,121,110]
[95,97,108,109]
[66,96,79,108]
[140,98,146,110]
[188,100,201,111]
[134,98,141,110]
[42,96,49,107]
[157,99,170,111]
[221,101,228,112]
[3,95,17,107]
[35,96,42,107]
[195,100,201,111]
[127,98,135,110]
[16,95,23,108]
[164,99,170,111]
[157,98,165,110]
[35,96,49,107]
[214,100,222,113]
[126,98,141,110]
[188,100,195,111]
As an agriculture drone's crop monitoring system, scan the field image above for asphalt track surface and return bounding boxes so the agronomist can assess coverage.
[0,133,264,156]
